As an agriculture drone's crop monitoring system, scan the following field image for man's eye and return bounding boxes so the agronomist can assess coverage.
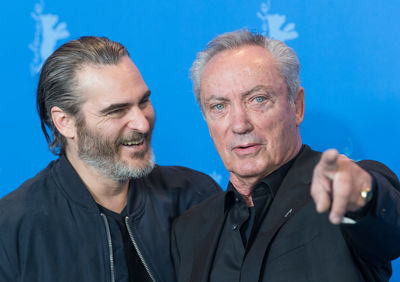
[212,104,225,111]
[108,108,125,116]
[139,98,150,109]
[140,97,149,105]
[254,96,265,103]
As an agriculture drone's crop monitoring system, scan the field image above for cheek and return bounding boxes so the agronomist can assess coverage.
[147,113,156,129]
[207,122,228,150]
[268,116,298,150]
[93,119,126,139]
[100,127,119,141]
[145,105,156,121]
[137,107,155,134]
[256,110,294,143]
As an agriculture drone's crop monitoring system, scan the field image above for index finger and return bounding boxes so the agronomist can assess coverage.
[319,149,339,170]
[317,149,339,180]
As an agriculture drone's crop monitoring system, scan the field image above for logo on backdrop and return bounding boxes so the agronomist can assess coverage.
[29,0,70,75]
[209,171,223,185]
[257,0,298,41]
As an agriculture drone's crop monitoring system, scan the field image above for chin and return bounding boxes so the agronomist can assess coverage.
[124,157,150,169]
[126,149,155,168]
[232,166,262,178]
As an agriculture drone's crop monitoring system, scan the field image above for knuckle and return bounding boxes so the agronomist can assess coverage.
[334,186,350,198]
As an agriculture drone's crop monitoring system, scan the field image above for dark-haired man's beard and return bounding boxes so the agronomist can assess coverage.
[77,123,155,182]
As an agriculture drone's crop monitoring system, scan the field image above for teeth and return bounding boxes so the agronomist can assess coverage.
[123,139,144,146]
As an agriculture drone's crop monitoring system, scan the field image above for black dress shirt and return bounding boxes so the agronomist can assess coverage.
[209,152,300,282]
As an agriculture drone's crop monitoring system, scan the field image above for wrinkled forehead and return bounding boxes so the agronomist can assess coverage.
[199,46,285,99]
[204,45,276,71]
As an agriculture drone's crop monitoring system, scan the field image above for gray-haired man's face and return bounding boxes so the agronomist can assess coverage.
[199,45,304,185]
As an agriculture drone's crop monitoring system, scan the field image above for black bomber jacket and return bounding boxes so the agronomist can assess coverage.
[0,155,221,282]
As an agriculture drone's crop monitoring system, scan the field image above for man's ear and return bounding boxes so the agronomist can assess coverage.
[50,106,77,139]
[294,86,305,127]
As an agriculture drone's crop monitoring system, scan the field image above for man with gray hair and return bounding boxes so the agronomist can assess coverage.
[0,36,220,282]
[171,29,400,281]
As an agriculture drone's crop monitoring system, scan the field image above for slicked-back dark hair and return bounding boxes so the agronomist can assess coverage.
[37,36,129,155]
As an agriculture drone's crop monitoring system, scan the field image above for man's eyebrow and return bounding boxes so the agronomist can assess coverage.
[140,90,151,101]
[99,90,151,114]
[204,94,229,104]
[241,85,275,98]
[203,85,275,104]
[99,103,131,115]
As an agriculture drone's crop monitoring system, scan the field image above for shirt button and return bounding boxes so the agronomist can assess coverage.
[235,197,240,203]
[232,224,238,231]
[380,208,387,218]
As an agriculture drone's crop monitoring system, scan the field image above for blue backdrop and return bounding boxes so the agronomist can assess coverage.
[1,0,399,279]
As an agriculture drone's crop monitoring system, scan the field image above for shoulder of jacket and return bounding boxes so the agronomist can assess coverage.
[176,191,225,222]
[141,165,221,193]
[152,164,212,178]
[0,161,57,216]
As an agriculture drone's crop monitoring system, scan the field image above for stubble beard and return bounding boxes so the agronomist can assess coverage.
[76,121,155,182]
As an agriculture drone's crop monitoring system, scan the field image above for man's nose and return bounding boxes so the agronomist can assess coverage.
[230,105,253,134]
[126,107,152,133]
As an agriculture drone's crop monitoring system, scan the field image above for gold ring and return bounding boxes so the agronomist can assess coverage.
[360,187,373,202]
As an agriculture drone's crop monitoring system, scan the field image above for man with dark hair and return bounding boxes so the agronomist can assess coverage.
[171,29,400,281]
[0,36,220,282]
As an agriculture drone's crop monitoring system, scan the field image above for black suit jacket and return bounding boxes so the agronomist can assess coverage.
[172,146,400,282]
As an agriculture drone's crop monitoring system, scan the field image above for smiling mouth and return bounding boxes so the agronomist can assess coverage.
[122,139,144,146]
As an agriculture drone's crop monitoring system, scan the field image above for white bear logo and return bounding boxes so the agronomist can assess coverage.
[257,1,298,41]
[29,0,70,75]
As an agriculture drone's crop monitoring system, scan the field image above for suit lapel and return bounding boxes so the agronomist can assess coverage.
[240,146,321,282]
[190,194,228,282]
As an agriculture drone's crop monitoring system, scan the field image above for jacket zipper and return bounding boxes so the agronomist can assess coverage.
[101,213,116,282]
[125,216,156,282]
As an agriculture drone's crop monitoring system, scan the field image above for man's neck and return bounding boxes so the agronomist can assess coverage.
[229,143,303,207]
[65,151,129,214]
[229,174,257,207]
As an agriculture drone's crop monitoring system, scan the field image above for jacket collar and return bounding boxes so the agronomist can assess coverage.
[190,193,227,282]
[52,155,151,217]
[191,145,321,282]
[51,155,103,213]
[240,145,321,281]
[224,146,303,213]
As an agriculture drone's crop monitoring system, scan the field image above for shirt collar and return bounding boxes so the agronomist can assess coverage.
[224,145,305,212]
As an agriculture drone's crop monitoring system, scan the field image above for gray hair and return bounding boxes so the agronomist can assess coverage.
[37,36,129,155]
[191,29,300,105]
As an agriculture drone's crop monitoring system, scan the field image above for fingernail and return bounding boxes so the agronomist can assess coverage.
[316,204,326,213]
[331,216,340,224]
